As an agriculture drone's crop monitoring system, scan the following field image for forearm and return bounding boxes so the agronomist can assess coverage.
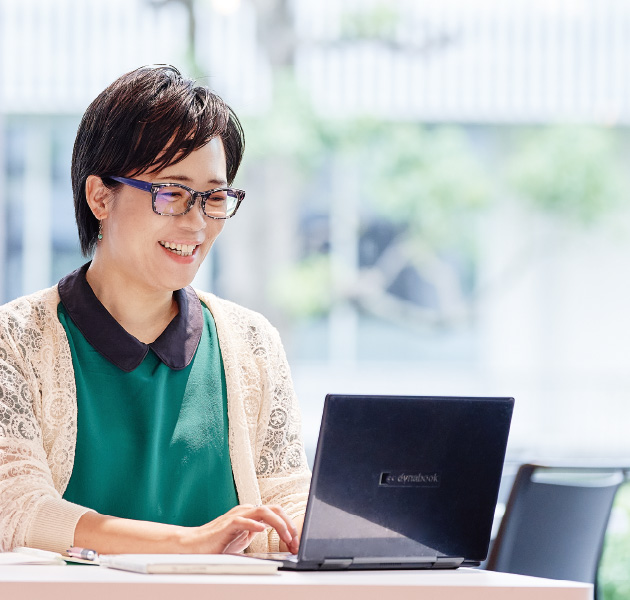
[73,511,187,554]
[74,504,298,555]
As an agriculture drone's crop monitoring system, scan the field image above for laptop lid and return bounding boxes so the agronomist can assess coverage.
[297,394,514,568]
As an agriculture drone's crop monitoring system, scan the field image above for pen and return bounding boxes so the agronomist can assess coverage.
[66,546,99,561]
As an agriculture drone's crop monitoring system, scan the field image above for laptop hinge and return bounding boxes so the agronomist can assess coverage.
[321,558,353,569]
[434,557,465,569]
[352,556,437,566]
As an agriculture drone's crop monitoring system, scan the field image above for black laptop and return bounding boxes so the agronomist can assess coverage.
[253,393,514,571]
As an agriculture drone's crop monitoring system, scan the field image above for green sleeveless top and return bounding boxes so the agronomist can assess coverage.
[58,265,238,526]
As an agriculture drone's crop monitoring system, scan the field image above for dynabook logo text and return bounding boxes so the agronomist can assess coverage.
[379,472,441,487]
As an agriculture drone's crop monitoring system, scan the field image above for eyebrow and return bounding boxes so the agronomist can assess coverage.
[157,174,228,187]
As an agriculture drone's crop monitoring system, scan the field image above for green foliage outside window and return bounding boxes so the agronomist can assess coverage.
[507,126,627,225]
[599,483,630,599]
[243,74,630,321]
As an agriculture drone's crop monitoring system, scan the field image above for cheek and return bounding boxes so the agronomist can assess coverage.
[108,198,156,241]
[196,224,223,260]
[207,221,226,243]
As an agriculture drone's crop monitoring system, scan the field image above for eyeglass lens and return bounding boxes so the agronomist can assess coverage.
[154,186,238,217]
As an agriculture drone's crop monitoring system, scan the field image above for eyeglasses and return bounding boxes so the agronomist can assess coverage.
[108,176,245,219]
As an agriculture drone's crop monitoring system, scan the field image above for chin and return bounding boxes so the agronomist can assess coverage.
[166,275,197,292]
[153,267,199,292]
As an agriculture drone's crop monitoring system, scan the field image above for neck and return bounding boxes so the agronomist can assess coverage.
[86,257,179,344]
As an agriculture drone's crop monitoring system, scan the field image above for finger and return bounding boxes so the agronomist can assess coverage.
[222,530,251,554]
[265,504,300,538]
[227,504,298,550]
[228,516,268,535]
[247,506,296,549]
[264,505,300,553]
[289,531,300,554]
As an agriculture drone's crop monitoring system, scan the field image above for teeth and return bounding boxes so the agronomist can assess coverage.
[160,241,196,256]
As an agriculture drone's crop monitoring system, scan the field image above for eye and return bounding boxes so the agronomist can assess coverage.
[153,186,192,215]
[157,188,186,202]
[207,190,228,203]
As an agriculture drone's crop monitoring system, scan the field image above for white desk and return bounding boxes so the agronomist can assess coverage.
[0,565,592,600]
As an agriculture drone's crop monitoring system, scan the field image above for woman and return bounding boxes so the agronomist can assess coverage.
[0,66,310,555]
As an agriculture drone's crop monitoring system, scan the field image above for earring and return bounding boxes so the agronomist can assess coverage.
[98,220,103,241]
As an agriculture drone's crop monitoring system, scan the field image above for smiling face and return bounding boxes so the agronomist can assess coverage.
[92,137,228,294]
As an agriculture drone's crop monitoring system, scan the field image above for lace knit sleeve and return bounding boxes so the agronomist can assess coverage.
[0,336,51,550]
[202,292,311,552]
[254,324,311,551]
[253,323,310,494]
[0,290,90,552]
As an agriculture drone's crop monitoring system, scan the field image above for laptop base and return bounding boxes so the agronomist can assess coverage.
[247,552,471,571]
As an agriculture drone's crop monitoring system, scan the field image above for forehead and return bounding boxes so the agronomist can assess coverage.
[146,138,227,183]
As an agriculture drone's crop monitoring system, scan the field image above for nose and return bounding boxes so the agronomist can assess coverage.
[180,194,207,230]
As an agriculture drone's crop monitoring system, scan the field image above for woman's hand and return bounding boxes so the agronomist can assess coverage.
[179,504,300,554]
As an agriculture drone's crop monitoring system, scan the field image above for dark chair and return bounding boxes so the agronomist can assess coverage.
[486,463,625,597]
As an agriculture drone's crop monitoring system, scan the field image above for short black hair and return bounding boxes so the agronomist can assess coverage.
[71,65,245,256]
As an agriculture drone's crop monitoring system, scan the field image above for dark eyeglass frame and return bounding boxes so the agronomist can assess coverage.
[108,176,245,219]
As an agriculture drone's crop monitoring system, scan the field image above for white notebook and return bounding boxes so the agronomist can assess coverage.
[98,554,282,575]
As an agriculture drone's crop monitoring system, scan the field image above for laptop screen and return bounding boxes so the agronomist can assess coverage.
[299,394,514,566]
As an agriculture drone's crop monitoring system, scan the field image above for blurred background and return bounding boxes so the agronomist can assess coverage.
[1,0,630,593]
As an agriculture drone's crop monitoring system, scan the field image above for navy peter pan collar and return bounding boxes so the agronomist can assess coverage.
[58,263,203,372]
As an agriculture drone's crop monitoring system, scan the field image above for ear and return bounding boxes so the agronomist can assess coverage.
[85,175,113,220]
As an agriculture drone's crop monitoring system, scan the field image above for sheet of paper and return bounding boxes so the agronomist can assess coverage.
[0,549,66,566]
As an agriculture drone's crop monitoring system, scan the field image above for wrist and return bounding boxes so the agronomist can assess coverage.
[171,525,195,553]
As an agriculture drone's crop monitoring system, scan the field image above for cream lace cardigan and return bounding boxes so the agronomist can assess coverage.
[0,285,310,553]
